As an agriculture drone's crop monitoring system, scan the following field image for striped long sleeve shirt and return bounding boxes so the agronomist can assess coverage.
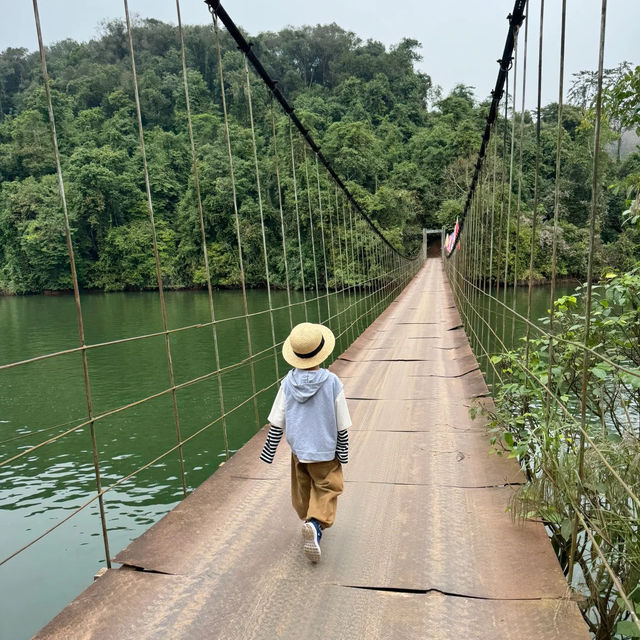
[260,424,349,464]
[336,429,349,464]
[260,368,351,464]
[260,425,284,464]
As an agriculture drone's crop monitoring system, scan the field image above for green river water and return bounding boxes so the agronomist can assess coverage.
[0,273,576,639]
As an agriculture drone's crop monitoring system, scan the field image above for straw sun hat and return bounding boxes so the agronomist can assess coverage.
[282,322,335,369]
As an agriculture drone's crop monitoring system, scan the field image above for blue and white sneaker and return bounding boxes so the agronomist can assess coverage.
[302,519,322,562]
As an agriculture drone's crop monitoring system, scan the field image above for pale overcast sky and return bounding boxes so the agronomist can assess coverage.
[1,1,638,108]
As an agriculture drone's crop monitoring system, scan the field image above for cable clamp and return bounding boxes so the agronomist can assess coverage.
[509,8,526,29]
[204,0,220,12]
[497,56,513,71]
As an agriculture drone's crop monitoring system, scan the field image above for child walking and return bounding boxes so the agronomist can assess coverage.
[260,322,351,562]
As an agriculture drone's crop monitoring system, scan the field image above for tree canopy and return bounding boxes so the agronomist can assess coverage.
[0,19,637,293]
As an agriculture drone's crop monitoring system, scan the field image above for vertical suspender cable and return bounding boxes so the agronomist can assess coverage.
[524,0,544,368]
[474,192,483,356]
[374,235,384,316]
[369,233,378,319]
[568,0,608,586]
[373,234,380,318]
[488,132,498,385]
[479,166,489,372]
[473,191,482,361]
[302,145,322,322]
[345,200,356,343]
[497,70,509,340]
[478,167,487,372]
[211,12,259,430]
[544,0,567,423]
[32,0,112,567]
[512,0,529,344]
[124,0,188,496]
[348,204,358,333]
[244,55,279,380]
[340,196,353,344]
[364,227,374,326]
[469,196,477,355]
[503,39,518,348]
[315,157,332,323]
[357,218,368,328]
[465,195,473,350]
[269,98,293,330]
[289,123,308,322]
[327,185,342,339]
[333,187,346,339]
[175,0,229,459]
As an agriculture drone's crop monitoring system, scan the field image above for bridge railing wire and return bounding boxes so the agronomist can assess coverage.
[0,0,423,588]
[443,0,640,635]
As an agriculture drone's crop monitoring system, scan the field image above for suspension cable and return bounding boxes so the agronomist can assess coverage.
[445,0,526,256]
[32,0,112,567]
[203,0,415,260]
[5,0,424,578]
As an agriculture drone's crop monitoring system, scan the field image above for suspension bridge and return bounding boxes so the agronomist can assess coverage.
[33,259,589,639]
[1,0,638,638]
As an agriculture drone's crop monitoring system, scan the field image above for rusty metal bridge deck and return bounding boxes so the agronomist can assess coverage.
[35,259,589,639]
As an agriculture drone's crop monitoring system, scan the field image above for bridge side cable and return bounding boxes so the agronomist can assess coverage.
[444,0,526,258]
[442,0,640,635]
[204,0,417,261]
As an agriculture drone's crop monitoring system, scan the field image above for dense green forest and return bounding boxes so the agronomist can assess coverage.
[0,19,638,294]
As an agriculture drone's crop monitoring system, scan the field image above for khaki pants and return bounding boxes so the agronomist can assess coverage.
[290,454,343,528]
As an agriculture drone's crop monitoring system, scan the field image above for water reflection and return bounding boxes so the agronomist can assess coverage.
[0,286,370,639]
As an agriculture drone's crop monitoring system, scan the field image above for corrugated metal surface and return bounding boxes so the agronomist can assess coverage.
[35,260,590,639]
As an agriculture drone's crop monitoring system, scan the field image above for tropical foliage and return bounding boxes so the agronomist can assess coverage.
[486,267,640,639]
[0,20,638,293]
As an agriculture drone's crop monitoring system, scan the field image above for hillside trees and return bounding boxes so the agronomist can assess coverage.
[0,19,637,293]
